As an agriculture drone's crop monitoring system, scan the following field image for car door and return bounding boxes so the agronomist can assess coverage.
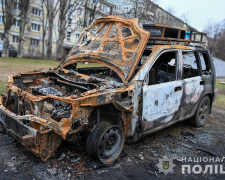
[198,51,214,96]
[179,50,204,119]
[142,50,183,133]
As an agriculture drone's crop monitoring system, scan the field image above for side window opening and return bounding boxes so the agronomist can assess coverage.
[146,51,177,85]
[182,51,200,79]
[199,52,211,75]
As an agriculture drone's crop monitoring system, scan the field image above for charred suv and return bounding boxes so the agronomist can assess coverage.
[0,16,216,164]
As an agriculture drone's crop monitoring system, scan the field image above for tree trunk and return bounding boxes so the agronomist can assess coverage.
[55,31,65,61]
[17,0,30,58]
[2,31,10,57]
[2,0,16,58]
[55,0,67,61]
[46,0,54,60]
[17,20,26,58]
[46,18,53,60]
[42,31,45,59]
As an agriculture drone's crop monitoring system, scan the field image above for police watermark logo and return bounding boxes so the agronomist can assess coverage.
[156,156,176,175]
[163,161,169,170]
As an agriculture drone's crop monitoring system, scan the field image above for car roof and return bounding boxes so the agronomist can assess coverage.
[145,44,207,52]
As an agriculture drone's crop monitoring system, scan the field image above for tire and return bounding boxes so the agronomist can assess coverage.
[189,95,211,127]
[86,121,125,164]
[86,121,110,157]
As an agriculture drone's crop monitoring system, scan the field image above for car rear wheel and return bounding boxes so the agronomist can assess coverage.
[189,95,211,127]
[86,121,125,164]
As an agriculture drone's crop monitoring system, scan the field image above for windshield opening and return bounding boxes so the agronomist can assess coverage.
[61,62,123,84]
[129,49,153,82]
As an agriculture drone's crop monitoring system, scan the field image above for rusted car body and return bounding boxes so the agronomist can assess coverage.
[0,16,216,164]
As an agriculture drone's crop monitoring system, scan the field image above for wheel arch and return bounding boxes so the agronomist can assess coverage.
[88,104,126,133]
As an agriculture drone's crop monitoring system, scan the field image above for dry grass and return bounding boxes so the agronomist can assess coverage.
[214,79,225,110]
[0,57,101,94]
[0,57,60,94]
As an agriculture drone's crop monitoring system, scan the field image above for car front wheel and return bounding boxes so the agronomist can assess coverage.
[86,121,125,164]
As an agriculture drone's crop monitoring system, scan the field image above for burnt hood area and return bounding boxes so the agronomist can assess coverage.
[12,64,123,98]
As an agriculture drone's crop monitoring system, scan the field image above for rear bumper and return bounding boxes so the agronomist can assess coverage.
[0,106,37,146]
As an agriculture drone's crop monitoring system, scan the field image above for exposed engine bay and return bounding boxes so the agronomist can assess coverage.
[4,64,123,124]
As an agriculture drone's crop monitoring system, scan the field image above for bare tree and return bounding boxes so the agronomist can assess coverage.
[17,0,30,58]
[44,0,60,60]
[37,0,48,59]
[121,0,158,24]
[55,0,79,61]
[1,0,18,57]
[181,12,190,24]
[204,19,225,60]
[83,0,99,28]
[166,6,176,15]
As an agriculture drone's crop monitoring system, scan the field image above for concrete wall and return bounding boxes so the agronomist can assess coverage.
[212,57,225,77]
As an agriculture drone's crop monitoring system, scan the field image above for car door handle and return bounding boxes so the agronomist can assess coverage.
[200,81,204,85]
[174,86,182,92]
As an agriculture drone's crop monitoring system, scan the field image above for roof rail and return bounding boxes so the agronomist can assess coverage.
[143,24,207,45]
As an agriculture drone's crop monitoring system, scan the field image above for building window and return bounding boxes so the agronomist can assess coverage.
[77,21,81,27]
[14,0,20,10]
[76,34,80,39]
[31,23,40,31]
[0,15,3,24]
[0,33,3,41]
[13,20,20,27]
[78,8,82,14]
[32,7,42,16]
[116,6,120,10]
[67,32,71,41]
[68,18,72,27]
[125,7,129,11]
[12,35,19,44]
[30,38,39,46]
[102,4,110,13]
[0,0,5,6]
[69,6,74,15]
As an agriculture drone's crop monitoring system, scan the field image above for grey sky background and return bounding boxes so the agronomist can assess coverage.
[157,0,225,32]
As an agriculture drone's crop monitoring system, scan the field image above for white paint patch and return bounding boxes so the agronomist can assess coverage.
[184,76,204,104]
[142,81,183,122]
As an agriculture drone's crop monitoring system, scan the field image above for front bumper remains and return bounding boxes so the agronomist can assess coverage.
[0,104,63,161]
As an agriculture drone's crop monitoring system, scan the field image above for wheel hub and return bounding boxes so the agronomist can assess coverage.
[106,137,115,149]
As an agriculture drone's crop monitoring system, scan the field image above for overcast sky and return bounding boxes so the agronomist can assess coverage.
[157,0,225,31]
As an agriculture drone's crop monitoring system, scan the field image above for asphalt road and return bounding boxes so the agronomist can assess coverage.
[0,106,225,180]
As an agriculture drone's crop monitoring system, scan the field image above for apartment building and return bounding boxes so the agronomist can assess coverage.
[0,0,197,59]
[0,0,114,59]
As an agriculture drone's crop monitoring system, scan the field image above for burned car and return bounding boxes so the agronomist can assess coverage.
[0,16,216,164]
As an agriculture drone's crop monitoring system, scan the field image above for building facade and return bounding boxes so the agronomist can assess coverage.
[0,0,194,59]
